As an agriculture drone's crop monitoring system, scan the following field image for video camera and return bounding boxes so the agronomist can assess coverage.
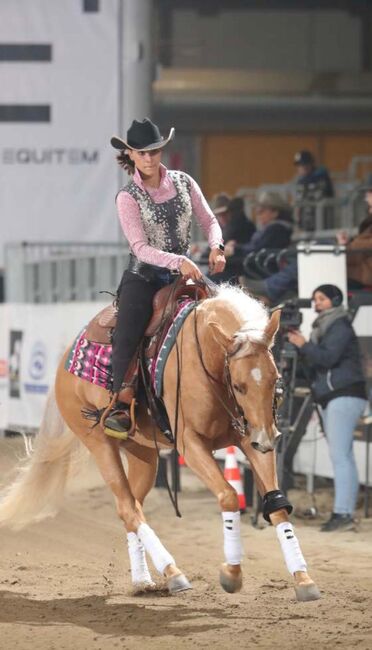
[275,298,312,333]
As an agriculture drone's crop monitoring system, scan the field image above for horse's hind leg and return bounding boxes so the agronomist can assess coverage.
[121,441,158,588]
[57,374,191,593]
[240,439,321,602]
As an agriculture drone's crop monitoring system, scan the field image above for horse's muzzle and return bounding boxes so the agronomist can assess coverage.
[250,427,281,454]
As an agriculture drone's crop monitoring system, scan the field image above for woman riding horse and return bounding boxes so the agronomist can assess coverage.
[0,285,320,601]
[0,122,320,602]
[103,118,226,436]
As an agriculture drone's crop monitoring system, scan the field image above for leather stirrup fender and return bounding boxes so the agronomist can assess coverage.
[262,489,293,523]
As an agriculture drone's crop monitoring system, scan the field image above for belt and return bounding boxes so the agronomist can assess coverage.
[127,255,180,282]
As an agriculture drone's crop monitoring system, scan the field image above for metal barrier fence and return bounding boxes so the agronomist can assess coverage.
[5,242,129,303]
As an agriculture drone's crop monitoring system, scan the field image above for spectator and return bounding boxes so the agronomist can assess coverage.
[222,197,256,245]
[212,196,256,283]
[210,192,231,230]
[338,184,372,289]
[294,150,334,231]
[288,284,367,532]
[235,191,293,260]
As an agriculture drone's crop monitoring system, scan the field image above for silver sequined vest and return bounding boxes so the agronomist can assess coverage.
[123,171,193,256]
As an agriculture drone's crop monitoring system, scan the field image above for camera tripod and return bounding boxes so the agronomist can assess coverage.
[250,339,315,526]
[275,339,320,494]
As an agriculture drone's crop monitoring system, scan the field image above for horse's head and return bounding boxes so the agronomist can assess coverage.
[210,310,281,453]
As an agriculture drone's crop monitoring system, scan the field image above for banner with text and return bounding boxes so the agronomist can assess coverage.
[0,0,121,266]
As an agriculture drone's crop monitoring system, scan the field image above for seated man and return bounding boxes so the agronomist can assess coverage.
[233,191,293,268]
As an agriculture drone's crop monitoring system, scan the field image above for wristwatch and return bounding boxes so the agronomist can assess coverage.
[218,243,225,252]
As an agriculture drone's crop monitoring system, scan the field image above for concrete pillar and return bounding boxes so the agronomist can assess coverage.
[119,0,153,136]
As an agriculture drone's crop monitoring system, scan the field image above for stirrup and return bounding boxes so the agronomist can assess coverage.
[100,395,136,440]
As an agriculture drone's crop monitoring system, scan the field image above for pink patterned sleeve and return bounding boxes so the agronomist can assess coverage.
[116,191,187,270]
[186,174,224,249]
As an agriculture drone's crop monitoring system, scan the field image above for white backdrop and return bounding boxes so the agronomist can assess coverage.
[0,0,121,266]
[0,302,106,431]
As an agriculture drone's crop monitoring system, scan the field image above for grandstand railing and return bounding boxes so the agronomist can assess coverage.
[5,242,129,303]
[4,188,370,304]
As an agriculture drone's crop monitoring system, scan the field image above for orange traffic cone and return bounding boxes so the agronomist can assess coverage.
[224,446,247,513]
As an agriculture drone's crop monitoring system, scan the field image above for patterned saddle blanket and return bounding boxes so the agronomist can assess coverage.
[65,299,196,397]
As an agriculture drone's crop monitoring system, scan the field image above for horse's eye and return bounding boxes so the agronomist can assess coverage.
[233,383,246,394]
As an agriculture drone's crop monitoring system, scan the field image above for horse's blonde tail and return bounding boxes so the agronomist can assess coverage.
[0,387,84,530]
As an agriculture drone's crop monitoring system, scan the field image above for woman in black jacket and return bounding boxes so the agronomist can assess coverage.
[288,284,367,531]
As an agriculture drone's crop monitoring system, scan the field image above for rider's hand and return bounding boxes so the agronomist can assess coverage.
[180,258,203,281]
[209,248,226,274]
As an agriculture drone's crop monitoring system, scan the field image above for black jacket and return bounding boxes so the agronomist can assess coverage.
[239,217,292,255]
[223,212,256,245]
[299,317,365,402]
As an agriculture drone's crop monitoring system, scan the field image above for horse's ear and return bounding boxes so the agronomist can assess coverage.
[265,309,281,347]
[209,321,232,351]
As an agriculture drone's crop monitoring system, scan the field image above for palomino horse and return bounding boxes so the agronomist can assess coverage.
[0,286,320,601]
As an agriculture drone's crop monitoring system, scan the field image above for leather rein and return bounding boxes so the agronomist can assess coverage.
[192,306,248,437]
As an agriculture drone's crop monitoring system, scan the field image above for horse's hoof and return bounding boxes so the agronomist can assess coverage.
[133,579,156,589]
[219,563,243,594]
[167,573,192,594]
[132,580,157,594]
[295,582,321,602]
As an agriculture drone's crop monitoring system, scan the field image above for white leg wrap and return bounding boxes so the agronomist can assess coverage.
[276,522,307,575]
[127,532,155,586]
[137,523,175,575]
[222,511,243,565]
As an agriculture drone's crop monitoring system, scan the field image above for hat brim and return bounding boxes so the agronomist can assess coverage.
[110,127,175,151]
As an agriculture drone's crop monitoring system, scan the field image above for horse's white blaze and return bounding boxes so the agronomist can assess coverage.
[251,367,262,384]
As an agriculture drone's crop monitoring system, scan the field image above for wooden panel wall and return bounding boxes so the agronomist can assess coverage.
[201,133,372,199]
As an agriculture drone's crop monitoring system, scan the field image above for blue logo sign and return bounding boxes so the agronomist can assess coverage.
[28,341,47,380]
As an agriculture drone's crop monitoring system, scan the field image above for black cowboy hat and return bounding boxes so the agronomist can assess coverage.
[110,118,175,151]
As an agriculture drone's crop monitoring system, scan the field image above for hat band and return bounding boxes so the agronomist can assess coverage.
[127,136,164,149]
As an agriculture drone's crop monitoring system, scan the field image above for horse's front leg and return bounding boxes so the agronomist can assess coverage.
[181,428,243,593]
[240,438,321,601]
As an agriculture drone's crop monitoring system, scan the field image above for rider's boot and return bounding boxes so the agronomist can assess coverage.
[101,387,135,440]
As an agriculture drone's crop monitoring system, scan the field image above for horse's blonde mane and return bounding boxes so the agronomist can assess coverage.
[208,285,270,355]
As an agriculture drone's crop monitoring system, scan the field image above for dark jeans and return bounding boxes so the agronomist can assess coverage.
[112,269,174,393]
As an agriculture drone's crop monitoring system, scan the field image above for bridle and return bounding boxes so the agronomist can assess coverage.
[193,307,281,437]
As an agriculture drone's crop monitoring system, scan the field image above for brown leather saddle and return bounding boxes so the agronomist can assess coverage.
[85,276,210,346]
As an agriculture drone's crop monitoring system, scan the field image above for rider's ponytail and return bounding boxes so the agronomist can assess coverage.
[116,150,135,175]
